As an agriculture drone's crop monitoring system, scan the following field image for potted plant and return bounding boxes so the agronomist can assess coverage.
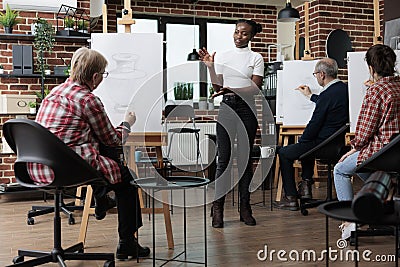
[28,101,37,114]
[44,65,51,75]
[0,4,20,34]
[77,20,88,33]
[35,85,50,102]
[33,18,54,96]
[0,64,3,74]
[64,16,75,30]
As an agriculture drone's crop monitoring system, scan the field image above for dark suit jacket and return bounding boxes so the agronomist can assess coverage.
[299,81,349,143]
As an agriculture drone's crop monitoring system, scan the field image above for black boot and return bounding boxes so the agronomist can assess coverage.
[240,202,256,226]
[94,194,116,220]
[297,180,313,199]
[116,237,150,260]
[273,195,299,211]
[211,197,225,228]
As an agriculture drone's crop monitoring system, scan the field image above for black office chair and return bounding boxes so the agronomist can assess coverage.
[3,119,114,267]
[298,123,350,215]
[349,134,400,244]
[26,186,83,225]
[164,104,205,176]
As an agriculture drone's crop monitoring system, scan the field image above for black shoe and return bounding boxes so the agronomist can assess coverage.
[94,194,116,220]
[297,180,313,199]
[273,196,299,211]
[211,202,224,228]
[116,238,151,260]
[239,202,256,226]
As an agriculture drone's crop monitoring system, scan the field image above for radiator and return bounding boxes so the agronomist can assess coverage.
[163,122,216,166]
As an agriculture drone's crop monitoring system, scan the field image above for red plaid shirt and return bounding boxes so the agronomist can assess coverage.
[352,76,400,165]
[29,78,127,184]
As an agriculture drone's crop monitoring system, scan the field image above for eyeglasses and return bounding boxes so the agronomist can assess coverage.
[312,72,320,77]
[100,71,109,78]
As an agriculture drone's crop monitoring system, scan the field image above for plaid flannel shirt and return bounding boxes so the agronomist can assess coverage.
[29,78,128,185]
[351,76,400,165]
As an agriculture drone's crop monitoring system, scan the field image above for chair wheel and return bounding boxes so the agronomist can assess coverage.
[301,209,308,216]
[68,216,75,225]
[27,217,35,225]
[12,255,24,264]
[104,260,115,267]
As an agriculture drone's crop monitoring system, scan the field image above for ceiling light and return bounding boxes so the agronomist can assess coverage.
[277,0,300,23]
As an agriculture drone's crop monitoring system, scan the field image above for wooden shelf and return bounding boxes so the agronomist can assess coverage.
[0,33,90,43]
[0,73,68,79]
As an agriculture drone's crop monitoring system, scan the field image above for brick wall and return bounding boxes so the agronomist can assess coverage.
[0,0,384,184]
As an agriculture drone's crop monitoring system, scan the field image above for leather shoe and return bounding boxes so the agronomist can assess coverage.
[273,196,299,211]
[116,238,150,260]
[94,194,116,220]
[297,180,313,199]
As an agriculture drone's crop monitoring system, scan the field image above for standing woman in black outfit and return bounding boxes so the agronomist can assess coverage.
[199,19,264,228]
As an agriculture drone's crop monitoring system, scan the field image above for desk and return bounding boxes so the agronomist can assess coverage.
[136,176,209,267]
[125,132,175,249]
[318,201,400,267]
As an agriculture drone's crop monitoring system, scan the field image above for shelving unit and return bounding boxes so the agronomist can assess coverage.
[0,73,68,79]
[0,33,90,43]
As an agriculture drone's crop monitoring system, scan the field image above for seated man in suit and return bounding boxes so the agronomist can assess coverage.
[274,58,349,211]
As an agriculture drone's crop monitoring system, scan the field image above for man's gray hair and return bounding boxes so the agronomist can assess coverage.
[315,58,338,78]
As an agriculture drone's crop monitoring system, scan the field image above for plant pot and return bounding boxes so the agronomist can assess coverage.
[208,101,214,110]
[45,69,51,75]
[0,69,4,74]
[4,27,13,34]
[29,107,36,114]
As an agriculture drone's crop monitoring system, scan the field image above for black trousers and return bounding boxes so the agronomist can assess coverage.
[92,144,142,240]
[278,140,320,197]
[215,95,257,203]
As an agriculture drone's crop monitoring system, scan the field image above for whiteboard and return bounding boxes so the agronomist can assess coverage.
[347,50,400,132]
[281,60,320,125]
[91,33,163,132]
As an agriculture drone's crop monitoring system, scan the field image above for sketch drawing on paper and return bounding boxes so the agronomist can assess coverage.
[107,52,147,113]
[91,33,163,132]
[280,60,320,126]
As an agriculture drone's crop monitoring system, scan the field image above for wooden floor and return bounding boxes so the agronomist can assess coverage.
[0,181,397,267]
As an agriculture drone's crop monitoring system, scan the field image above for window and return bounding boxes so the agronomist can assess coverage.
[166,23,200,102]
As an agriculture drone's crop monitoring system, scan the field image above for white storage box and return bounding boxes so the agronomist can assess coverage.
[0,94,36,114]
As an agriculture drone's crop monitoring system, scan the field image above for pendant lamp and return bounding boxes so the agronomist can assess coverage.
[277,0,300,23]
[187,0,199,61]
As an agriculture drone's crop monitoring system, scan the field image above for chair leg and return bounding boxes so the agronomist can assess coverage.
[8,189,114,267]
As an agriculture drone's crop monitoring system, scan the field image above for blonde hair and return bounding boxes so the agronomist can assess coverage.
[70,47,108,85]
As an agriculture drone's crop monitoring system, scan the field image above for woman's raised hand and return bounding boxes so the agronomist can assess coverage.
[199,47,216,68]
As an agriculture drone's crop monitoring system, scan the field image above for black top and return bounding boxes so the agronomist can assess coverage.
[299,81,349,143]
